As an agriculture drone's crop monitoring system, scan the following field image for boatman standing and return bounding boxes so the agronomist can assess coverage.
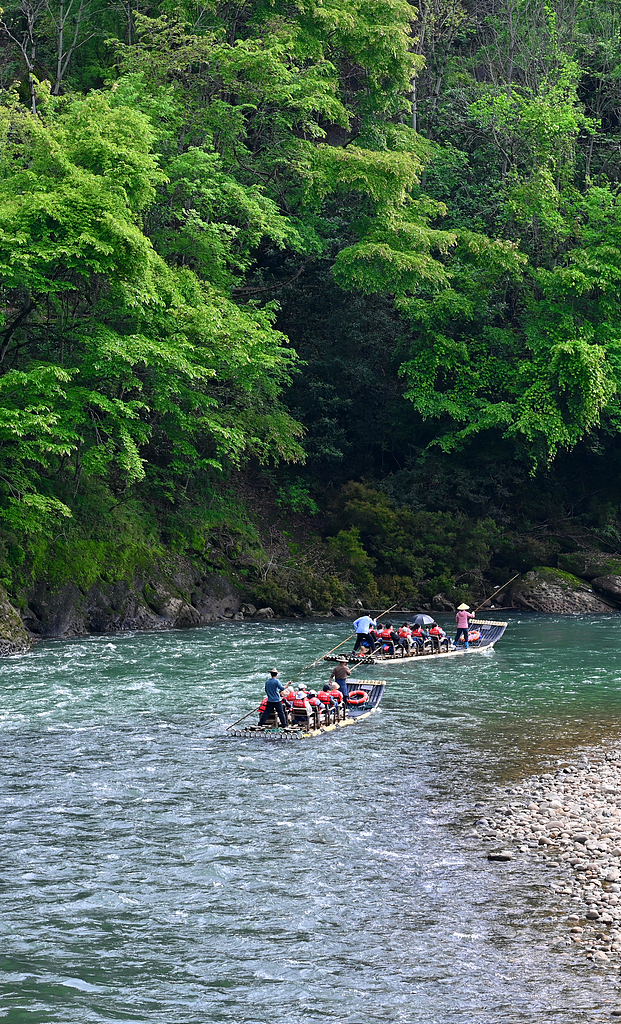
[352,611,377,653]
[328,655,351,699]
[258,669,288,728]
[455,604,475,648]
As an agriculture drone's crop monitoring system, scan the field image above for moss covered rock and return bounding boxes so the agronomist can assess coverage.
[510,567,619,614]
[557,552,621,581]
[0,586,32,654]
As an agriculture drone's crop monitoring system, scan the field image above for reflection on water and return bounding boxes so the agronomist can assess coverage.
[1,614,621,1022]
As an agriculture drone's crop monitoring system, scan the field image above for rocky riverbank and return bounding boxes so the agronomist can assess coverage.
[474,752,621,964]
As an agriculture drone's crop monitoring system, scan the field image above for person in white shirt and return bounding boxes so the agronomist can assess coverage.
[352,613,377,653]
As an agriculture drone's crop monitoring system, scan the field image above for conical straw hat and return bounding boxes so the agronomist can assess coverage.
[457,603,470,610]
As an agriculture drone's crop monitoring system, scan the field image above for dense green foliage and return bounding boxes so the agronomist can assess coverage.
[3,0,621,609]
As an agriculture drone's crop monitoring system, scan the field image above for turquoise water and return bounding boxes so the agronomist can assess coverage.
[2,614,621,1022]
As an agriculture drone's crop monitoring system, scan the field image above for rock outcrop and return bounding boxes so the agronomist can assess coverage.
[592,575,621,602]
[0,586,32,655]
[558,552,621,581]
[20,564,242,638]
[510,567,619,614]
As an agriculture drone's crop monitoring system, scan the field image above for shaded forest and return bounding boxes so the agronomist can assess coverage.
[2,0,621,613]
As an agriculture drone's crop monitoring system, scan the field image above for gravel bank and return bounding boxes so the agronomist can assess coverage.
[473,751,621,964]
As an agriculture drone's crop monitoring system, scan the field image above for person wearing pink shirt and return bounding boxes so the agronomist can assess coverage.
[455,603,475,648]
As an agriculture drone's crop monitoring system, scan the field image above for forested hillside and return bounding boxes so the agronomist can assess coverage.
[2,0,621,617]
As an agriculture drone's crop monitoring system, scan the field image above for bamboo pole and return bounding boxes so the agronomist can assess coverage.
[473,574,519,614]
[287,603,399,683]
[225,705,263,730]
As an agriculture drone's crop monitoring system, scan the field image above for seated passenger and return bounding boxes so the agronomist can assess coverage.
[306,691,324,725]
[410,624,425,646]
[316,688,338,723]
[378,622,400,655]
[355,641,371,658]
[398,623,412,653]
[427,621,446,652]
[327,684,344,704]
[290,688,312,709]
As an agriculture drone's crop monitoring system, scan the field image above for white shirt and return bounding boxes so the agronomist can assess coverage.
[353,615,377,633]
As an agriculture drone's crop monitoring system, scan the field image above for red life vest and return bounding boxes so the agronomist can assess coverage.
[291,691,310,708]
[308,696,322,707]
[259,697,268,713]
[317,691,332,704]
[411,626,423,636]
[399,627,411,638]
[430,626,443,636]
[328,688,343,703]
[379,627,392,639]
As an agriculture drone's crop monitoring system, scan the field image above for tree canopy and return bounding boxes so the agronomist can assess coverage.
[3,0,621,604]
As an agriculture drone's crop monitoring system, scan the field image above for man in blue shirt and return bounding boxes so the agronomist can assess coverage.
[258,669,288,728]
[352,613,377,653]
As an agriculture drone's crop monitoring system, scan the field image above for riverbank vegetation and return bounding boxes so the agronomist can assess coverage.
[3,0,621,615]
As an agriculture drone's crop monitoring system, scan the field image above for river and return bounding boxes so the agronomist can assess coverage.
[1,614,621,1022]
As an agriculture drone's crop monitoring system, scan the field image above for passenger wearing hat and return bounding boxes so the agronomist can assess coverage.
[258,668,288,727]
[328,655,351,699]
[455,604,475,648]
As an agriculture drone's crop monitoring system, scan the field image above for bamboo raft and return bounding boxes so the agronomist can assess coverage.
[324,619,509,666]
[227,680,387,741]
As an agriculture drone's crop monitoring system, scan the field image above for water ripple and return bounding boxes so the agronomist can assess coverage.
[1,615,621,1021]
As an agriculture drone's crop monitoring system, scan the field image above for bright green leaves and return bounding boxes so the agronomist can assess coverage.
[334,242,451,294]
[0,82,304,533]
[469,62,592,180]
[395,186,621,465]
[307,143,427,208]
[306,140,462,296]
[299,0,417,118]
[0,364,77,534]
[148,145,297,288]
[0,92,165,297]
[118,12,350,162]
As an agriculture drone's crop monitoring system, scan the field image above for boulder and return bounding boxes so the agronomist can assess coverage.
[0,586,32,655]
[592,575,621,601]
[558,552,621,581]
[509,567,619,614]
[255,606,275,618]
[432,593,455,612]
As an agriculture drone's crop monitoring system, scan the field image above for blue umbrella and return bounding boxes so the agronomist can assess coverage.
[411,613,435,626]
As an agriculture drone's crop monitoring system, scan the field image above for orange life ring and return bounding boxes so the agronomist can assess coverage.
[347,689,368,706]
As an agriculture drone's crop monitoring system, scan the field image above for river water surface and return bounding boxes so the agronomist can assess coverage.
[2,614,621,1023]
